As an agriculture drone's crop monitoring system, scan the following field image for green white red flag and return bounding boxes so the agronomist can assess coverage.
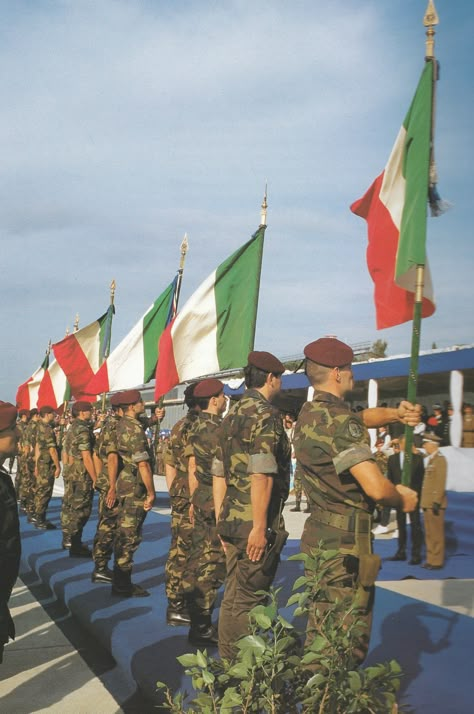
[16,351,50,411]
[84,279,177,395]
[52,310,112,397]
[37,358,70,409]
[350,61,436,329]
[154,226,265,399]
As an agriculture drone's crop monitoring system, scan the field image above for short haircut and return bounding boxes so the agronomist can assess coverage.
[305,360,332,386]
[244,364,282,389]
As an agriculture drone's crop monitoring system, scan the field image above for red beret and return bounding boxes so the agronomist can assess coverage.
[304,338,354,368]
[72,400,94,416]
[110,392,125,407]
[39,405,56,416]
[248,351,285,374]
[0,402,18,432]
[112,389,142,407]
[194,378,225,398]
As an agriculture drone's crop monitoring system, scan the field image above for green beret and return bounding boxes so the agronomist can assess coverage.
[304,338,354,368]
[194,378,224,398]
[248,351,285,374]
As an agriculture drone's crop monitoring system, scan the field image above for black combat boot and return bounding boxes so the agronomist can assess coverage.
[188,608,218,647]
[91,566,114,583]
[111,566,150,597]
[62,534,72,550]
[290,500,301,512]
[35,514,57,530]
[166,598,191,626]
[69,533,92,558]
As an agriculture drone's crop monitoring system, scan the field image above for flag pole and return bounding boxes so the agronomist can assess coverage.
[153,236,189,457]
[402,0,439,485]
[248,185,267,350]
[100,279,116,412]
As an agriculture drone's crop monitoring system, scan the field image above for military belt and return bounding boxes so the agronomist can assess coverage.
[311,504,370,534]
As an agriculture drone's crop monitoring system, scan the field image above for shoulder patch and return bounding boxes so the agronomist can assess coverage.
[347,419,364,440]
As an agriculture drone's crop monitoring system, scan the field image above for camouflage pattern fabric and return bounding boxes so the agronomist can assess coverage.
[21,419,39,514]
[214,388,291,660]
[215,389,291,543]
[114,414,151,571]
[183,411,226,610]
[293,390,377,662]
[15,420,29,504]
[293,463,307,502]
[34,419,57,517]
[92,413,120,570]
[60,426,73,533]
[374,450,388,476]
[61,418,94,538]
[163,411,197,602]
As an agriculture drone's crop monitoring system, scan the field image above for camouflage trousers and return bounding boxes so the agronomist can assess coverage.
[301,516,376,665]
[218,539,280,661]
[20,458,37,514]
[93,486,119,570]
[61,471,94,538]
[165,499,194,603]
[15,455,28,504]
[294,468,307,502]
[34,460,55,518]
[113,495,148,572]
[182,507,226,611]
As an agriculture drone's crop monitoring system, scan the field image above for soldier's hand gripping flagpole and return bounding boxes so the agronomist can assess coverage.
[100,280,116,414]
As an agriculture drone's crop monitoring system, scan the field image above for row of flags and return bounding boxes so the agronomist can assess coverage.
[17,57,446,412]
[16,227,266,411]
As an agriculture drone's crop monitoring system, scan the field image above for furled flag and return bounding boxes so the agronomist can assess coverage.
[350,61,436,330]
[16,351,50,411]
[154,226,265,399]
[84,278,177,395]
[52,306,114,397]
[37,358,70,410]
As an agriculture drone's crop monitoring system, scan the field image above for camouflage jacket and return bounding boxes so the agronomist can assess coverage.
[214,389,291,543]
[17,420,29,452]
[116,414,151,498]
[24,420,39,457]
[68,418,94,479]
[373,450,388,477]
[36,420,58,463]
[163,410,199,503]
[184,411,222,515]
[293,391,374,520]
[94,413,120,491]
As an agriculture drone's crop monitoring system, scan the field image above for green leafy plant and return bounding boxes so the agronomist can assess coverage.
[157,546,402,713]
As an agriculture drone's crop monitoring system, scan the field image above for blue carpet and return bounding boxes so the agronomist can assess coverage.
[17,490,474,712]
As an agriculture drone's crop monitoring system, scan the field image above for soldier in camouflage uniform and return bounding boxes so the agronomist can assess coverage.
[33,406,60,529]
[15,410,30,507]
[213,351,291,661]
[183,378,227,646]
[23,409,40,521]
[164,383,200,626]
[60,419,74,548]
[91,396,123,583]
[61,401,97,558]
[112,390,155,597]
[293,338,419,663]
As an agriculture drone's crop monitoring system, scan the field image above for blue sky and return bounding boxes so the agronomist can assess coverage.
[1,0,472,402]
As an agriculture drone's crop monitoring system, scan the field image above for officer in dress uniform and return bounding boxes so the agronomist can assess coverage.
[421,432,447,570]
[293,338,419,663]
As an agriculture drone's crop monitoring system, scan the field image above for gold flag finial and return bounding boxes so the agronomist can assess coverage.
[180,234,189,271]
[110,279,116,305]
[424,1,439,59]
[65,326,70,337]
[73,313,80,332]
[260,183,268,226]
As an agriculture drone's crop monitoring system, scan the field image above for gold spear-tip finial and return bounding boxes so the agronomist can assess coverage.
[110,279,116,304]
[65,326,70,337]
[179,233,189,270]
[73,313,80,332]
[424,1,439,59]
[260,183,268,226]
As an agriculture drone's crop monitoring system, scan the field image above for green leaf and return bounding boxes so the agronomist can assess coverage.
[306,672,326,688]
[202,669,215,685]
[275,636,294,653]
[293,575,309,590]
[228,663,250,678]
[390,659,402,674]
[177,653,199,667]
[348,670,361,692]
[276,615,293,629]
[253,612,272,629]
[286,593,302,607]
[240,634,266,652]
[308,635,327,652]
[196,650,207,668]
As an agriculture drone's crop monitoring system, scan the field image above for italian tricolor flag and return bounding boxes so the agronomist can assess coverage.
[350,61,436,330]
[52,310,113,397]
[37,359,70,409]
[154,227,265,399]
[16,352,50,411]
[84,279,177,395]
